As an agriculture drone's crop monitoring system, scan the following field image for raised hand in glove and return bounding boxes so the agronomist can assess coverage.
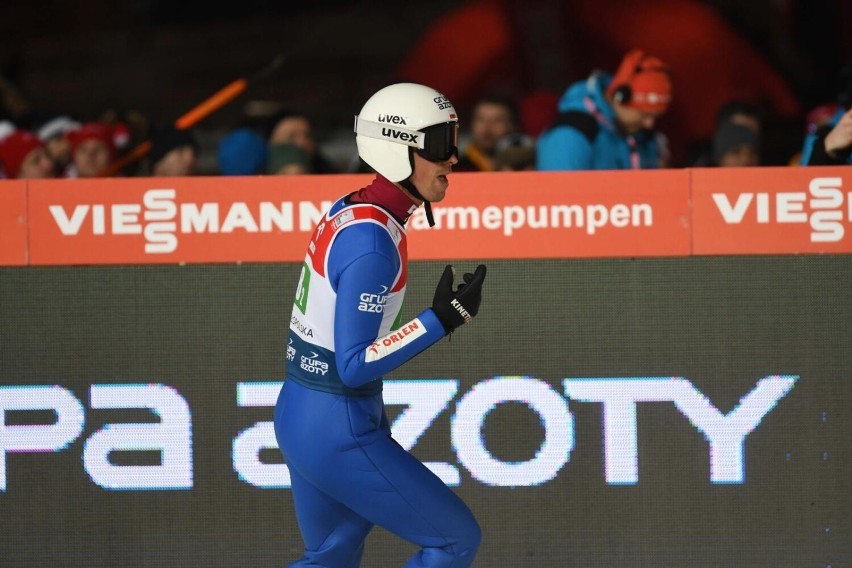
[431,264,487,334]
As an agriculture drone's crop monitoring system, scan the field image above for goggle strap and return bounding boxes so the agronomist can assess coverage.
[353,116,425,150]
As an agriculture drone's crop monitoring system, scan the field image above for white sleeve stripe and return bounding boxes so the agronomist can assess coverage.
[364,318,427,363]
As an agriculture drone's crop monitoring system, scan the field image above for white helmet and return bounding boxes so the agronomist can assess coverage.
[354,82,458,182]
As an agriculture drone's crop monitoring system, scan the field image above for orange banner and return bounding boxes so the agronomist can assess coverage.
[24,171,690,265]
[27,176,369,265]
[0,181,28,266]
[5,167,851,266]
[691,166,852,255]
[406,170,690,260]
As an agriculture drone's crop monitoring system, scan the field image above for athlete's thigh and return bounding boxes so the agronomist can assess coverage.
[279,386,474,548]
[328,425,477,548]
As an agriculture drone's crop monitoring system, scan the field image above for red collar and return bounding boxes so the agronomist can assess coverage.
[349,175,419,224]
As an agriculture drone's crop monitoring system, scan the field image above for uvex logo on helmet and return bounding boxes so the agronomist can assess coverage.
[381,127,420,144]
[378,114,407,125]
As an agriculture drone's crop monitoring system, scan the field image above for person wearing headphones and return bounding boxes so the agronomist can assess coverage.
[274,82,485,567]
[537,49,673,170]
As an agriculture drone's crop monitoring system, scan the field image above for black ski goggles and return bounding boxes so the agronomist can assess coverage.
[415,121,459,163]
[354,117,458,163]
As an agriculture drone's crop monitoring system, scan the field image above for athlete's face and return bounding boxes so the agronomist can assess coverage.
[409,150,458,203]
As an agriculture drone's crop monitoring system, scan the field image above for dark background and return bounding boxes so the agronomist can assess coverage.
[2,0,852,167]
[1,256,850,566]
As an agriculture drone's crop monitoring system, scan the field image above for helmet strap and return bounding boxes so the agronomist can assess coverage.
[399,178,435,227]
[402,147,435,227]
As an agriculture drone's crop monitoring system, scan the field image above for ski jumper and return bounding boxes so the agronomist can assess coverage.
[275,175,481,567]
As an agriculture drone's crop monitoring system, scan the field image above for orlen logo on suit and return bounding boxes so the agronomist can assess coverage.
[712,176,851,242]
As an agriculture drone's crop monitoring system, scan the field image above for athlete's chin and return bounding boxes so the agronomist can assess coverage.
[430,176,449,201]
[428,187,448,202]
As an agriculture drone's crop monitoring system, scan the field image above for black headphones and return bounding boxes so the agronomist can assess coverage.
[611,83,634,105]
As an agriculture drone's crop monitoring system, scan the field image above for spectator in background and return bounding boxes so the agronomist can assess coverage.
[788,103,840,165]
[218,128,268,175]
[267,110,337,173]
[267,142,310,175]
[715,100,763,137]
[801,106,852,165]
[66,122,116,177]
[147,126,197,176]
[0,130,55,179]
[800,63,852,166]
[803,103,842,135]
[492,132,536,171]
[537,49,672,170]
[35,115,80,176]
[712,122,760,167]
[691,100,763,166]
[456,95,519,172]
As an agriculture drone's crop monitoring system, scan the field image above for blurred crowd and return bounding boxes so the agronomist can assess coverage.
[0,47,850,181]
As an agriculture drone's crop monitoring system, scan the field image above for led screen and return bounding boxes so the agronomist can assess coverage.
[1,256,850,566]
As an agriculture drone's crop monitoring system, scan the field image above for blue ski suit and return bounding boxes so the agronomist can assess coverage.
[275,175,481,567]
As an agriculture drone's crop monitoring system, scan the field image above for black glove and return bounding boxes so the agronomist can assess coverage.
[431,264,487,333]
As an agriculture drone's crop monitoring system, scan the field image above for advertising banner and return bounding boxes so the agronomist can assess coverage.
[0,181,27,266]
[23,170,690,265]
[4,167,851,264]
[691,166,852,254]
[406,170,690,260]
[26,176,360,265]
[1,257,850,567]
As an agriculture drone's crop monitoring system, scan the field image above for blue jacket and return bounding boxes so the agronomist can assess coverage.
[537,72,662,171]
[800,107,851,165]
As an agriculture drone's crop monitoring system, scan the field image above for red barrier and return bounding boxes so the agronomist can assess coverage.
[692,166,852,255]
[5,167,851,266]
[0,181,28,266]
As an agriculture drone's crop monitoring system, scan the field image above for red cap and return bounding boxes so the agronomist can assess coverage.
[0,131,44,179]
[67,122,116,156]
[607,49,672,114]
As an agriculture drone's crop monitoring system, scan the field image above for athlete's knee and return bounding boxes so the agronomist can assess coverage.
[434,517,482,567]
[297,523,369,568]
[410,531,481,568]
[448,505,481,551]
[457,517,482,559]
